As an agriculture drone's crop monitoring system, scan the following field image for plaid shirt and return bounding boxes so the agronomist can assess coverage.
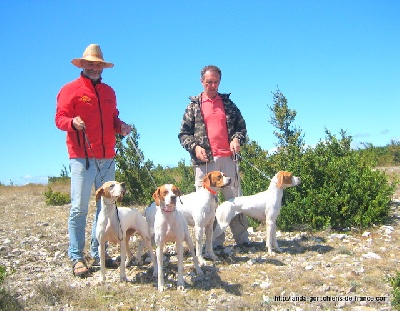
[178,93,247,165]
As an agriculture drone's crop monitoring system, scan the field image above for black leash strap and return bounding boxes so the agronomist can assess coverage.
[82,129,114,183]
[115,203,124,241]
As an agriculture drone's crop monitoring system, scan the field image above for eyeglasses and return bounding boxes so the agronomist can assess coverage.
[204,80,220,85]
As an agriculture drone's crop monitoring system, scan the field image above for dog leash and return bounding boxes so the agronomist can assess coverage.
[235,153,271,180]
[127,134,157,189]
[114,202,124,241]
[82,128,115,183]
[232,152,242,196]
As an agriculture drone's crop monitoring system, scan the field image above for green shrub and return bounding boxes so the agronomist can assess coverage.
[239,130,396,231]
[44,187,70,206]
[277,130,396,231]
[0,266,5,285]
[387,272,400,309]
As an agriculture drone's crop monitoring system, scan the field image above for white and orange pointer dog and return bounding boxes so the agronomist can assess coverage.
[145,171,231,266]
[153,184,203,292]
[176,171,231,265]
[213,171,301,255]
[95,181,157,282]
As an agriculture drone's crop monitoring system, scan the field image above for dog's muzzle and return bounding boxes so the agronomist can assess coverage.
[162,204,176,212]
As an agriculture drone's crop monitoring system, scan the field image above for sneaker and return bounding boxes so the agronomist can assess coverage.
[213,245,225,251]
[238,242,253,248]
[91,256,118,268]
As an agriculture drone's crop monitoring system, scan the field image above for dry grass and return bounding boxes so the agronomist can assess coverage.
[1,168,400,310]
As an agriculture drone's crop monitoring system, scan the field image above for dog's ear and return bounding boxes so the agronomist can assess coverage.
[276,171,284,188]
[95,187,104,201]
[153,187,161,206]
[173,185,182,197]
[277,171,292,188]
[202,173,212,189]
[282,171,292,186]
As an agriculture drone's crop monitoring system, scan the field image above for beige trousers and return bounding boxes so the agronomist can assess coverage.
[195,156,249,246]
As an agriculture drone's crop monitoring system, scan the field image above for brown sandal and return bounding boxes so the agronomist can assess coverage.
[72,260,89,278]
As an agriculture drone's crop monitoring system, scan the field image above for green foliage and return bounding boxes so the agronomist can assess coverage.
[115,126,157,205]
[44,187,70,206]
[269,88,305,149]
[0,266,5,285]
[237,89,396,232]
[173,160,195,194]
[387,272,400,309]
[276,130,395,230]
[358,140,400,166]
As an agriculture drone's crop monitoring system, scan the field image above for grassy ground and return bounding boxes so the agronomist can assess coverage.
[0,169,399,310]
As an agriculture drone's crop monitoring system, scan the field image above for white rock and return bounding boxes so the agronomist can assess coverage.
[361,252,381,259]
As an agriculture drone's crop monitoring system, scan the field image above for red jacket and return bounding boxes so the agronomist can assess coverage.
[55,74,123,159]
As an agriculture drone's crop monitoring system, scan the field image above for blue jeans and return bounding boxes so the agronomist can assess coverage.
[68,158,115,262]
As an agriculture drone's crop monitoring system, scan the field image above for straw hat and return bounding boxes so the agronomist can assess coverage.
[71,44,114,68]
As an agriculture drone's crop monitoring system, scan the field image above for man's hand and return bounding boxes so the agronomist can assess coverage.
[72,116,85,130]
[121,123,132,136]
[230,138,241,153]
[195,145,209,162]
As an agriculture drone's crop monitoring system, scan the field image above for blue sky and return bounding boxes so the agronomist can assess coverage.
[1,1,399,185]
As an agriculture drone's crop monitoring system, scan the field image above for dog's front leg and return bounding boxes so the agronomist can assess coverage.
[98,240,106,282]
[266,220,281,255]
[270,222,282,253]
[184,231,204,277]
[119,239,128,282]
[194,226,206,266]
[266,220,274,255]
[156,243,164,292]
[176,241,185,291]
[205,224,217,261]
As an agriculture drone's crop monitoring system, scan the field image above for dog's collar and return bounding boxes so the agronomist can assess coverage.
[204,186,217,195]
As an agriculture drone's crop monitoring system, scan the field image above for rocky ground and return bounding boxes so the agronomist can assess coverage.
[0,169,399,310]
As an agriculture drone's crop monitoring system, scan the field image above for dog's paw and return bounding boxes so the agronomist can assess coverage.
[267,247,282,256]
[158,285,164,292]
[177,280,185,291]
[120,275,129,282]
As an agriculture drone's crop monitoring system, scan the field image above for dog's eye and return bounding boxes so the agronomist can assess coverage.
[109,184,115,188]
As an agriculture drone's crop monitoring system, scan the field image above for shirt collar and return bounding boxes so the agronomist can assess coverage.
[202,93,221,103]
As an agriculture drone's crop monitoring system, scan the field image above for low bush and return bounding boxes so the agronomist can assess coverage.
[387,271,400,309]
[44,187,70,206]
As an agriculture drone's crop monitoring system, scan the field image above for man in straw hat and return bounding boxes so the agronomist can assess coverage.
[55,44,131,277]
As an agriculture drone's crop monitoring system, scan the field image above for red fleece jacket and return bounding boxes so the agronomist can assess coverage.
[55,74,123,159]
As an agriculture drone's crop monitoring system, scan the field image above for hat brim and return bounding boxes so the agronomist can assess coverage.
[71,57,114,68]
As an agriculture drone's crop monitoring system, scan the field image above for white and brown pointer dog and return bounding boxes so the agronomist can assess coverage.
[145,171,231,266]
[152,184,203,292]
[95,181,157,282]
[213,171,301,255]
